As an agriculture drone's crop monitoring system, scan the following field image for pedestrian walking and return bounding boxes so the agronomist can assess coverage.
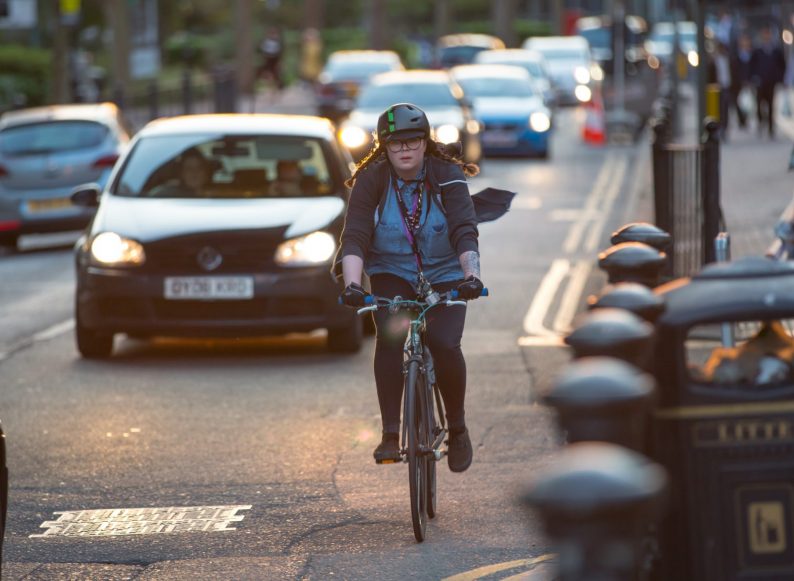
[258,27,285,90]
[708,42,733,139]
[749,26,787,138]
[730,33,753,129]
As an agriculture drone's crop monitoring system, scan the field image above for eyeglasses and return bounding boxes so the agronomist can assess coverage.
[385,137,424,153]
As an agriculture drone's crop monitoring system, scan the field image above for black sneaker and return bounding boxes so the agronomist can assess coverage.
[373,432,400,464]
[447,428,472,472]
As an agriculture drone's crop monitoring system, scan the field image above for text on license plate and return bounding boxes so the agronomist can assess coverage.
[27,198,73,213]
[482,130,518,147]
[164,277,254,300]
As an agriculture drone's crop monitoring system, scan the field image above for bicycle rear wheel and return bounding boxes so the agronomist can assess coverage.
[405,360,427,542]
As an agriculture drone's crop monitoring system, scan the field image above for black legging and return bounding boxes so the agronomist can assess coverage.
[370,273,467,434]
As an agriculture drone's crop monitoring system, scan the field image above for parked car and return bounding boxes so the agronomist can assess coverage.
[473,48,557,107]
[338,70,482,163]
[436,33,505,68]
[450,64,552,159]
[0,103,131,250]
[575,14,650,73]
[72,114,363,358]
[522,36,596,105]
[645,21,698,65]
[316,50,404,121]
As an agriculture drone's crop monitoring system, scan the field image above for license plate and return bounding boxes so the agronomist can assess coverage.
[482,130,518,147]
[27,198,73,213]
[164,276,254,300]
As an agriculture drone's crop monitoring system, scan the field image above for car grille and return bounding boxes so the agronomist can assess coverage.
[143,230,285,274]
[483,122,521,132]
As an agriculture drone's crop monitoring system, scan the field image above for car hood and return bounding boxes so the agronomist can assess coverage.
[473,96,545,118]
[92,195,346,242]
[347,107,465,130]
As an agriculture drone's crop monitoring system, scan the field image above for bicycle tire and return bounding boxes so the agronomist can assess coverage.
[405,360,427,542]
[423,374,438,520]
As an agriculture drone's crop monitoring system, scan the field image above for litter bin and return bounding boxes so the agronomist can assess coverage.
[650,257,794,580]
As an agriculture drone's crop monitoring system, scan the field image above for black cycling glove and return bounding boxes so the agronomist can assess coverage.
[456,276,484,300]
[339,282,370,307]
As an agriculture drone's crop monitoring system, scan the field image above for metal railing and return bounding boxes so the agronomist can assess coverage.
[113,68,238,131]
[651,116,723,278]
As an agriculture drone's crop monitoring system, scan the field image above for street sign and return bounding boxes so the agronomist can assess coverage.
[60,0,80,26]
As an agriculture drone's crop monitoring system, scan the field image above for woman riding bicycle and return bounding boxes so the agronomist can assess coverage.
[338,103,484,473]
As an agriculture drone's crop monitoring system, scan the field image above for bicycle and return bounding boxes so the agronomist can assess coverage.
[355,287,487,542]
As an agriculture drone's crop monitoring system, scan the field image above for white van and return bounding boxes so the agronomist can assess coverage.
[522,36,593,105]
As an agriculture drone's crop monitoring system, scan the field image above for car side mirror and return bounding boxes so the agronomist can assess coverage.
[70,184,102,207]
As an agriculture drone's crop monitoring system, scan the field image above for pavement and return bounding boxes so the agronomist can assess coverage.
[628,85,794,260]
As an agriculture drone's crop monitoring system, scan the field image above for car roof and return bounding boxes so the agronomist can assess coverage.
[328,50,401,63]
[524,35,590,49]
[438,33,505,49]
[474,48,544,63]
[0,102,121,129]
[450,64,532,80]
[369,70,452,85]
[137,114,337,139]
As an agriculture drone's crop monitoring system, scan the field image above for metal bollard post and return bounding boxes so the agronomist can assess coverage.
[545,357,656,451]
[565,308,655,370]
[523,442,668,581]
[588,282,666,324]
[598,242,668,287]
[611,223,672,253]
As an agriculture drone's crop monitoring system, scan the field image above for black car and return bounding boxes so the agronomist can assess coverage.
[71,114,362,358]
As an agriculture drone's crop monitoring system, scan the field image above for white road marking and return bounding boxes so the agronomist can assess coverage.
[31,505,252,538]
[521,259,570,338]
[517,335,566,347]
[584,156,628,253]
[553,260,592,334]
[562,153,617,254]
[32,319,75,342]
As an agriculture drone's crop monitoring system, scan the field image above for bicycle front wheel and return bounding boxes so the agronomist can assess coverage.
[405,360,427,542]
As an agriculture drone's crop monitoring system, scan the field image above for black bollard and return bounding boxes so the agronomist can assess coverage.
[610,223,672,252]
[545,357,656,451]
[523,442,668,581]
[565,308,655,370]
[588,282,666,324]
[598,242,667,287]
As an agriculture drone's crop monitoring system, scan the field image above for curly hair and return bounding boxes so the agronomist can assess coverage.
[344,139,479,189]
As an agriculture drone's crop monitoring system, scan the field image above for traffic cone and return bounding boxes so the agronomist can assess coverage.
[582,88,606,145]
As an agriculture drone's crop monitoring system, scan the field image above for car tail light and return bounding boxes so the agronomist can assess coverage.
[0,220,21,232]
[92,154,120,169]
[0,165,8,177]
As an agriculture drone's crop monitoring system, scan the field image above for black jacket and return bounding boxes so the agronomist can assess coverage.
[750,45,786,89]
[340,156,479,262]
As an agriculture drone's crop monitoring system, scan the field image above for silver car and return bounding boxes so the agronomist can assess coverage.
[0,103,131,250]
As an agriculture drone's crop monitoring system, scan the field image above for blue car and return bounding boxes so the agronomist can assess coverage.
[451,64,552,159]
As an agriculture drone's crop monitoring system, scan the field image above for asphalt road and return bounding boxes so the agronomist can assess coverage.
[0,107,647,580]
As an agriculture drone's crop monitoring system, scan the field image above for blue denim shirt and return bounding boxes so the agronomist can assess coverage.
[365,170,464,288]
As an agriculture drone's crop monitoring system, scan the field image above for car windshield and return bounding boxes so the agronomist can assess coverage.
[325,60,396,77]
[479,59,545,78]
[0,120,109,156]
[535,48,588,61]
[455,77,536,98]
[113,134,336,199]
[357,82,458,109]
[579,28,611,50]
[440,46,488,66]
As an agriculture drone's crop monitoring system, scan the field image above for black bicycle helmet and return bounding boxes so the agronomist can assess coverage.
[376,103,430,143]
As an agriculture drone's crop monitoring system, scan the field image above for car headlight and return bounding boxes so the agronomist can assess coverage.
[590,64,604,82]
[575,85,592,103]
[687,50,699,67]
[434,124,460,144]
[275,231,336,267]
[339,126,369,149]
[529,112,551,133]
[90,232,145,266]
[574,66,591,85]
